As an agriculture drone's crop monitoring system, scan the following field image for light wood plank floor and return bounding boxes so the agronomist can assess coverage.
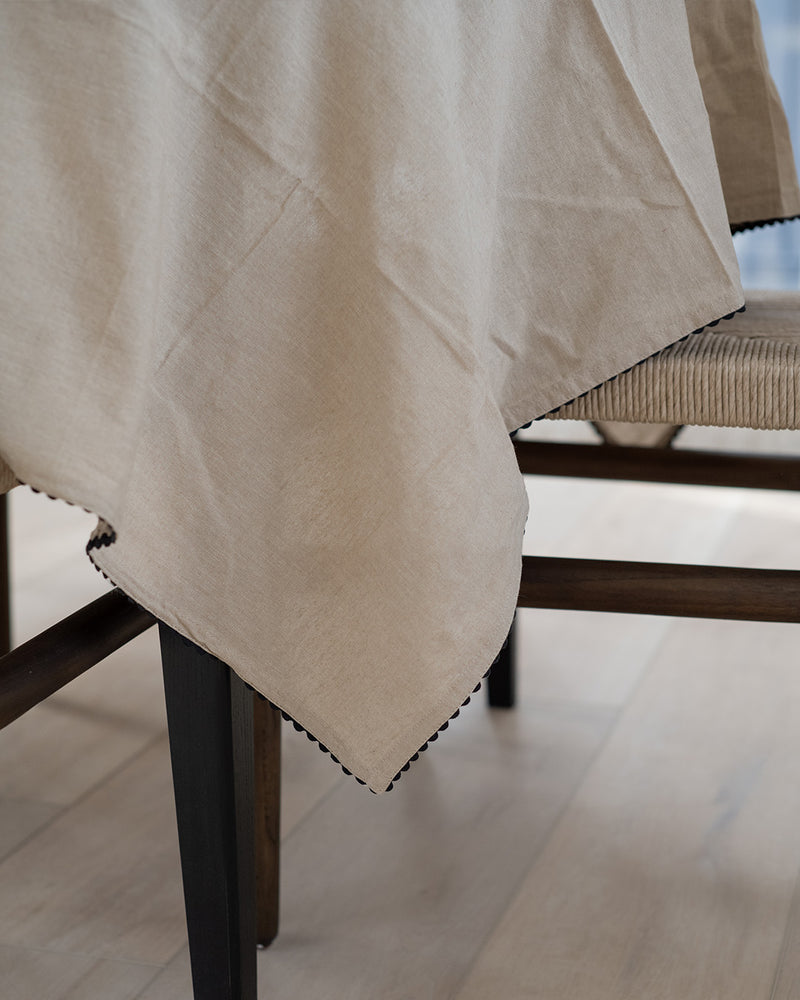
[4,421,800,999]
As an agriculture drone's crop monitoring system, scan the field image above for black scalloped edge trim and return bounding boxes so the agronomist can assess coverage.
[86,528,117,550]
[520,304,746,428]
[11,481,146,643]
[11,479,118,535]
[250,628,512,794]
[731,213,800,234]
[84,544,514,793]
[10,489,146,629]
[7,478,120,562]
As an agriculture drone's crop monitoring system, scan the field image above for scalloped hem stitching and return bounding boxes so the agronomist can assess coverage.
[89,540,513,796]
[731,213,800,234]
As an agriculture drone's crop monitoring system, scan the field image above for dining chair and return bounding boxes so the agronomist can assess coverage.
[488,288,800,709]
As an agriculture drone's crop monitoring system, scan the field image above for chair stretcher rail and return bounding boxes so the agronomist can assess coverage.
[520,556,800,622]
[514,440,800,491]
[0,588,155,729]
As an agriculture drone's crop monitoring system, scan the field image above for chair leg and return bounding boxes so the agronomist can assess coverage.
[487,616,516,708]
[159,624,257,1000]
[254,694,281,947]
[1,493,10,655]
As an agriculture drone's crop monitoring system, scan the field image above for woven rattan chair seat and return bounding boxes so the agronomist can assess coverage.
[545,290,800,431]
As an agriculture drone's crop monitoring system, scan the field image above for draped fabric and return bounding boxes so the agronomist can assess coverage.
[688,0,800,228]
[0,1,793,791]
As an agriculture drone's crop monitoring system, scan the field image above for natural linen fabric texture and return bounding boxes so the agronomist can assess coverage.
[0,0,771,792]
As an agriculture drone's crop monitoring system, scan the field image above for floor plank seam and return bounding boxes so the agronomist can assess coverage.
[0,731,170,872]
[130,959,177,1000]
[448,701,628,998]
[0,810,63,866]
[0,939,165,968]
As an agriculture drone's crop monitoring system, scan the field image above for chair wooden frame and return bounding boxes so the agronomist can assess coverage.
[489,437,800,707]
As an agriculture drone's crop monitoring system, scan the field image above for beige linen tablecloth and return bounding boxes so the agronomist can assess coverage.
[1,1,796,792]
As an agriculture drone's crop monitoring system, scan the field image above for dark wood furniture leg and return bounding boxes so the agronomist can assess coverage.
[0,589,154,728]
[159,624,257,1000]
[1,493,10,655]
[487,617,516,708]
[254,694,281,947]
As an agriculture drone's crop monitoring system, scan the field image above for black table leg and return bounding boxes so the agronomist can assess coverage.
[1,493,10,655]
[159,623,257,1000]
[254,695,281,947]
[487,616,516,708]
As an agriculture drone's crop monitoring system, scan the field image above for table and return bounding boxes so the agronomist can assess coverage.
[1,0,798,793]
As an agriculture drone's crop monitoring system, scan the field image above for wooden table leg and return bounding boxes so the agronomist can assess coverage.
[159,624,257,1000]
[254,695,281,947]
[487,616,516,708]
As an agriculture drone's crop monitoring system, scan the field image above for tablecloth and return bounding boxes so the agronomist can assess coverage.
[1,1,797,792]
